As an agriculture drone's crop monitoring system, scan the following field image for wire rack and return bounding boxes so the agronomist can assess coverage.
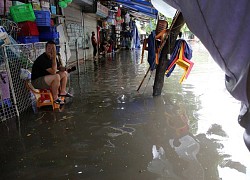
[0,42,47,122]
[0,40,71,122]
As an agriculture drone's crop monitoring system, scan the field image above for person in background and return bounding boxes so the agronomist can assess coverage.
[99,41,109,56]
[91,31,98,60]
[107,39,113,54]
[31,41,73,105]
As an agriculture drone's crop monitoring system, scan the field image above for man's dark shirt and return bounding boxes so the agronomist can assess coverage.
[31,53,53,80]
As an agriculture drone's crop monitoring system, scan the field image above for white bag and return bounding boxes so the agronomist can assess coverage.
[0,32,10,46]
[20,68,31,80]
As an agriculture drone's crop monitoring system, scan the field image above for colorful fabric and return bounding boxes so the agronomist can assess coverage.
[166,39,192,77]
[147,30,156,70]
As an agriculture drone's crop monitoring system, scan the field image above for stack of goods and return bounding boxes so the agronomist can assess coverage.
[17,21,39,43]
[10,1,60,45]
[10,3,39,43]
[35,10,59,51]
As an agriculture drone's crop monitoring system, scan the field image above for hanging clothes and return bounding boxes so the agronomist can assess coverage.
[147,30,156,70]
[131,21,141,49]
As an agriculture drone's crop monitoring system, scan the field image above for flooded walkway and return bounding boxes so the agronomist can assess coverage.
[0,42,249,180]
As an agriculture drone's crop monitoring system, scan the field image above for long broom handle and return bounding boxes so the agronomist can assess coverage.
[137,67,150,92]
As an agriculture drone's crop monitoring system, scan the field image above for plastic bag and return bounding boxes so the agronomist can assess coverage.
[20,68,31,80]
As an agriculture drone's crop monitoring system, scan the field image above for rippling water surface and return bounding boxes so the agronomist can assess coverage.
[0,42,249,180]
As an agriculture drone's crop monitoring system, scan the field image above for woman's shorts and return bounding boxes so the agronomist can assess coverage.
[31,76,50,89]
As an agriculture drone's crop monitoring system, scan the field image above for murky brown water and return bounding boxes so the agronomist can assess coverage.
[0,41,249,180]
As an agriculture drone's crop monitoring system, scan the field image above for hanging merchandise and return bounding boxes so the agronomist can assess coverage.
[116,8,121,21]
[107,11,115,25]
[102,21,109,29]
[125,12,130,24]
[64,0,72,3]
[116,8,124,24]
[59,1,67,8]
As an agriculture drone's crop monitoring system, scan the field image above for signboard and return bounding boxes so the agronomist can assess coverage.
[96,2,108,18]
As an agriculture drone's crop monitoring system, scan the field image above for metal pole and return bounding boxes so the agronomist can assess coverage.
[75,39,80,75]
[63,42,70,88]
[81,11,86,72]
[3,46,20,123]
[64,42,68,67]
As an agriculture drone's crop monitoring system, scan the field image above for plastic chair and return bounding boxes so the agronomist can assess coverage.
[25,80,62,110]
[165,42,194,83]
[141,20,169,65]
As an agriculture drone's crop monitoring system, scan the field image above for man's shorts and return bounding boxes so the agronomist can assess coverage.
[31,76,50,89]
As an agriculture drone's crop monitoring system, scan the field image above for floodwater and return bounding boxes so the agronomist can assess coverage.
[0,41,249,180]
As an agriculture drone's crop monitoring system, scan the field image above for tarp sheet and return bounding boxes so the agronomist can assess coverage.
[115,0,158,19]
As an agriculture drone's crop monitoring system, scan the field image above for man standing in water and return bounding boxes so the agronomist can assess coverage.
[91,31,98,61]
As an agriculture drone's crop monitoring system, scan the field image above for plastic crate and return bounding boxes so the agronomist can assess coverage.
[10,3,36,23]
[39,32,59,41]
[38,26,57,33]
[34,10,51,26]
[17,36,39,44]
[18,21,39,36]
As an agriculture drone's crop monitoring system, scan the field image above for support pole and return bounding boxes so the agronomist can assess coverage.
[75,39,80,76]
[153,12,185,96]
[64,42,68,67]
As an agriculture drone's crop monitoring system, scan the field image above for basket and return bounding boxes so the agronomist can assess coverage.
[39,32,59,41]
[34,10,51,27]
[10,4,36,23]
[17,36,39,44]
[18,21,39,36]
[38,26,57,33]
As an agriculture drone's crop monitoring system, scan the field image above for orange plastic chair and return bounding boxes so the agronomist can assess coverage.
[165,42,194,83]
[141,20,169,65]
[25,80,62,110]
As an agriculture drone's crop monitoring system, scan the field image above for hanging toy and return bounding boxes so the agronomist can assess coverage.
[59,1,67,8]
[64,0,72,4]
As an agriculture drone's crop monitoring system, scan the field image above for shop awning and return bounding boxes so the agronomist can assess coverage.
[114,0,158,19]
[74,0,97,13]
